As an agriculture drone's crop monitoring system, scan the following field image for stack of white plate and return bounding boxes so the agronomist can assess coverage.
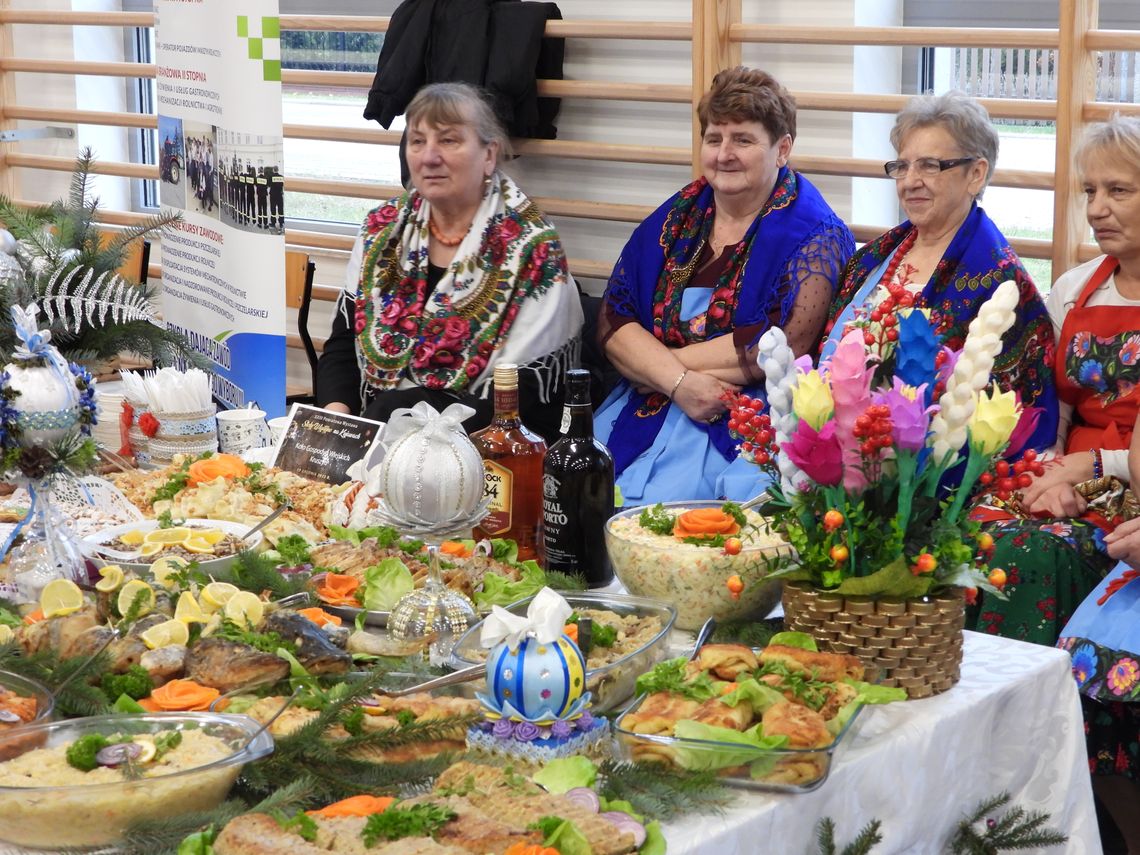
[92,379,125,451]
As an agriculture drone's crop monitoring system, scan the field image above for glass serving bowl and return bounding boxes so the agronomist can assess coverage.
[449,591,677,712]
[81,517,265,576]
[612,691,867,794]
[604,500,789,630]
[0,671,54,760]
[0,712,275,850]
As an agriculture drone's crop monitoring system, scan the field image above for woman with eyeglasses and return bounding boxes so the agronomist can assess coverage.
[821,92,1058,457]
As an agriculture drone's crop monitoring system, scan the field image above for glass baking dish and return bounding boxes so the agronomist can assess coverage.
[449,591,677,713]
[612,690,868,793]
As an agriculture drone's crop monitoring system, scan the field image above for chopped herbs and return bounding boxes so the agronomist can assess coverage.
[214,619,296,656]
[150,455,197,504]
[635,657,720,701]
[590,622,618,648]
[757,661,832,711]
[360,803,456,845]
[153,730,183,760]
[638,503,676,536]
[395,709,416,727]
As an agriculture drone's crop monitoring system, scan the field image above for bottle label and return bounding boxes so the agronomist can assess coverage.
[559,406,571,435]
[480,459,513,535]
[542,472,575,564]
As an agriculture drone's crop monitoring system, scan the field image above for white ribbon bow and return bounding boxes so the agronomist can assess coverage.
[381,401,475,445]
[479,587,573,651]
[10,302,69,377]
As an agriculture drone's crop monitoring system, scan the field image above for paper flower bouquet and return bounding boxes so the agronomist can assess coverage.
[733,281,1040,601]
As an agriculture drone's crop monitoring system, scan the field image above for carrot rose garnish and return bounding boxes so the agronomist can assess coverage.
[315,573,360,606]
[673,508,741,540]
[143,679,220,711]
[307,795,395,819]
[186,453,250,486]
[298,607,343,627]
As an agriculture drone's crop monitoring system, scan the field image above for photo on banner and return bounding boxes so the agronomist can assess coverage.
[154,0,287,417]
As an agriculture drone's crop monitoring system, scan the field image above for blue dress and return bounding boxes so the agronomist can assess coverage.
[595,288,743,505]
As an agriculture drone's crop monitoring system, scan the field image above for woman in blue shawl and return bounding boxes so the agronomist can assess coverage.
[594,67,853,505]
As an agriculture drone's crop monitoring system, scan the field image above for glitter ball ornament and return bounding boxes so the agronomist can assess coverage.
[483,632,586,721]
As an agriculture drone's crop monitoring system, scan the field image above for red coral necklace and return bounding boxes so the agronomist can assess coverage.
[879,228,918,289]
[428,216,466,247]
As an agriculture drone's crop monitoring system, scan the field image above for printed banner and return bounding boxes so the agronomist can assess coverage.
[154,0,286,417]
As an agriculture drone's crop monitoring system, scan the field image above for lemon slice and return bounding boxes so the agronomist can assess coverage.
[130,738,157,764]
[118,530,146,546]
[182,537,216,555]
[140,618,190,650]
[174,591,207,625]
[223,591,265,628]
[40,579,84,618]
[139,542,165,558]
[94,565,125,593]
[150,557,188,590]
[200,582,240,613]
[117,580,156,618]
[143,527,192,546]
[200,613,222,638]
[196,529,226,545]
[0,625,13,645]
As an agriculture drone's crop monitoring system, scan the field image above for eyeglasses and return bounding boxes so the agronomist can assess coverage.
[883,157,977,179]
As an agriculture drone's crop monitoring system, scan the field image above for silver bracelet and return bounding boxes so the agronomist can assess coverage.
[669,369,689,398]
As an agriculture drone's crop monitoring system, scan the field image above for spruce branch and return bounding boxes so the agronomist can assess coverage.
[949,792,1068,854]
[598,759,732,821]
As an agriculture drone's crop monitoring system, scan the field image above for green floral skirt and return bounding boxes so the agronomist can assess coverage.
[969,517,1114,645]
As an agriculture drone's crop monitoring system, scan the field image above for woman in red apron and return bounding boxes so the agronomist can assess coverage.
[972,119,1140,647]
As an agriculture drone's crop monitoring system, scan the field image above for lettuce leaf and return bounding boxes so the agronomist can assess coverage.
[474,562,546,609]
[489,539,519,563]
[766,631,818,651]
[826,679,908,736]
[535,816,594,855]
[359,558,415,611]
[718,678,788,713]
[669,720,789,771]
[532,756,597,794]
[327,524,401,547]
[641,821,666,855]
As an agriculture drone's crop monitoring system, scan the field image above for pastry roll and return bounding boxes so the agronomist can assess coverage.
[694,643,759,680]
[760,701,832,749]
[759,644,864,682]
[691,696,753,731]
[619,693,700,735]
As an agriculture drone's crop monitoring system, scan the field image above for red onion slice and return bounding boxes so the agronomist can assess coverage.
[356,697,381,708]
[563,787,601,813]
[599,812,647,848]
[96,742,143,767]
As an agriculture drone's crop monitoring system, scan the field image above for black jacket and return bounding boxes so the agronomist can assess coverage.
[363,0,562,139]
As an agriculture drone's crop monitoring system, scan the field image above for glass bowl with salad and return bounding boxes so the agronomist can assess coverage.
[605,500,789,630]
[449,591,676,712]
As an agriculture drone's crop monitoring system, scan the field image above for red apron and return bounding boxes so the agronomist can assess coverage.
[1054,255,1140,454]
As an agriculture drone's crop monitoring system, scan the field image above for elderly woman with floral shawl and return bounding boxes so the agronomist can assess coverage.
[317,83,582,439]
[594,67,854,504]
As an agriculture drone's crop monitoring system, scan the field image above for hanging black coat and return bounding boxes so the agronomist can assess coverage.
[363,0,563,139]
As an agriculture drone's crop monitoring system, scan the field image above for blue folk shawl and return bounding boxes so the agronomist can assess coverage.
[603,168,851,476]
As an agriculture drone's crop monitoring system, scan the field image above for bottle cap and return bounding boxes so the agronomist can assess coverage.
[493,363,519,390]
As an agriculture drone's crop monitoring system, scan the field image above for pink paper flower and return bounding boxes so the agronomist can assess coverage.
[826,330,874,491]
[783,419,844,486]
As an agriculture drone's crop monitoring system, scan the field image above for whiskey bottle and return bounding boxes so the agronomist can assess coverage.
[541,369,615,586]
[471,364,546,561]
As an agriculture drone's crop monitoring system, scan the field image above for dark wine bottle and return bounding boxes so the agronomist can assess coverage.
[541,369,615,586]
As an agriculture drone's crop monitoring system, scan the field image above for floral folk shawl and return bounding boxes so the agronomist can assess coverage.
[825,204,1059,453]
[352,171,579,400]
[603,168,851,475]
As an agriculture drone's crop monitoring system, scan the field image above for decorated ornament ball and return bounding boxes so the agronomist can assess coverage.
[378,410,484,523]
[4,362,81,447]
[485,632,586,722]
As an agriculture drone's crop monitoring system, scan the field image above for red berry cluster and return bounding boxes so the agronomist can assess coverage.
[861,282,915,351]
[725,393,777,466]
[977,449,1045,501]
[853,404,894,457]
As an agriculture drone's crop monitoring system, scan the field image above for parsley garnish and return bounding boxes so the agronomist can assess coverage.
[274,535,312,567]
[274,810,318,842]
[722,501,747,528]
[214,618,296,655]
[591,622,618,648]
[638,503,676,536]
[758,661,832,711]
[150,456,194,504]
[681,534,728,548]
[153,730,182,760]
[360,803,456,845]
[395,709,416,727]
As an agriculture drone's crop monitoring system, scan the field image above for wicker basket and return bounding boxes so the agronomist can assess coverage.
[782,581,965,699]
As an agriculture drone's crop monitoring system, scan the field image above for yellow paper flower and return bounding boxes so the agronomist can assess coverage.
[792,369,834,431]
[968,383,1020,455]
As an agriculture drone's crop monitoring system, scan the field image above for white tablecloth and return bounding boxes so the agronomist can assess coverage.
[662,631,1102,854]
